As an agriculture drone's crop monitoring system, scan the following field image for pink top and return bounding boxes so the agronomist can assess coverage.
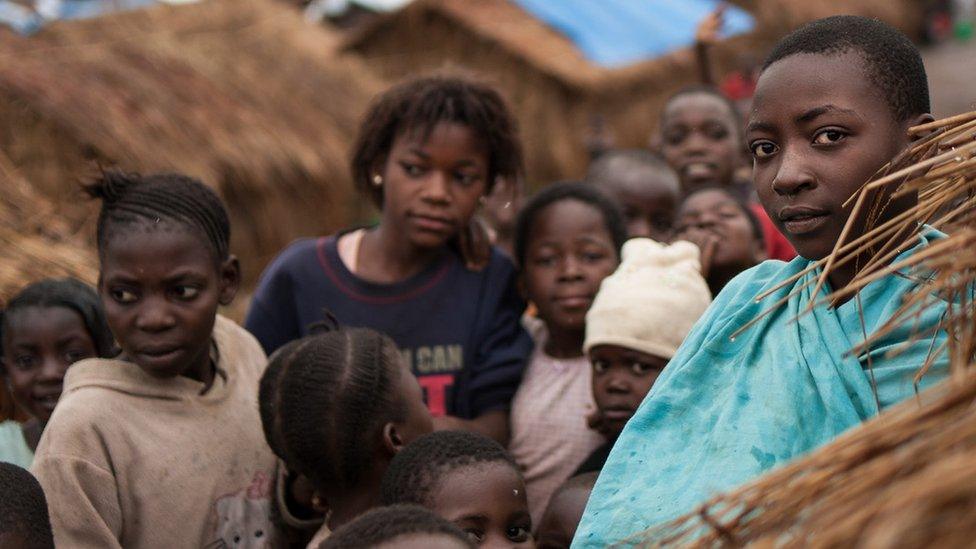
[508,322,604,524]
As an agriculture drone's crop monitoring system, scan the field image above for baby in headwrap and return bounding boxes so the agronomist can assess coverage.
[575,238,712,475]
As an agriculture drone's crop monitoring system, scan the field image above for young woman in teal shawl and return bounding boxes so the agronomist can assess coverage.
[574,16,949,547]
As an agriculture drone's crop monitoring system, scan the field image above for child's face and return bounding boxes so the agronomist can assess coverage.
[522,200,618,339]
[535,485,591,549]
[99,228,239,381]
[600,171,678,241]
[379,122,489,251]
[661,93,741,192]
[1,306,97,423]
[674,189,764,271]
[590,345,667,439]
[428,462,533,548]
[748,51,915,260]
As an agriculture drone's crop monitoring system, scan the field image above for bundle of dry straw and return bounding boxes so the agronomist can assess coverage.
[0,151,97,302]
[635,110,976,548]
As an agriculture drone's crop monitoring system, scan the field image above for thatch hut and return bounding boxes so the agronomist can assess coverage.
[0,153,97,302]
[0,0,384,284]
[342,0,923,185]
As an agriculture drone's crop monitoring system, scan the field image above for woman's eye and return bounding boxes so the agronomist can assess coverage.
[111,288,138,304]
[631,362,655,375]
[173,286,200,300]
[400,162,424,177]
[664,129,686,145]
[464,530,485,543]
[14,355,36,370]
[64,350,90,363]
[707,127,730,140]
[533,255,557,267]
[592,360,608,374]
[813,129,846,145]
[507,525,530,542]
[750,141,778,159]
[455,172,481,187]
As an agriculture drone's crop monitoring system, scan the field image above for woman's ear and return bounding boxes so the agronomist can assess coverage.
[906,113,936,141]
[218,255,241,306]
[382,422,406,456]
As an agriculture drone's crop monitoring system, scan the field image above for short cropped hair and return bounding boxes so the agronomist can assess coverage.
[380,431,519,507]
[0,463,54,549]
[763,15,930,121]
[321,505,474,549]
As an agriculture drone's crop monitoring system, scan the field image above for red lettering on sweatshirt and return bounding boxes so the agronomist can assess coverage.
[418,374,453,417]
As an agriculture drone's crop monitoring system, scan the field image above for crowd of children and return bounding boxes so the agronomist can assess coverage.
[0,15,956,549]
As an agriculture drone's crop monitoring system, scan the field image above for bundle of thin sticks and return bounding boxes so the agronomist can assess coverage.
[632,110,976,548]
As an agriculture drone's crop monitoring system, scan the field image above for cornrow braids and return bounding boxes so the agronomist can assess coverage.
[0,463,54,549]
[380,431,520,507]
[322,505,474,549]
[83,170,231,263]
[351,74,523,208]
[258,328,407,493]
[0,278,115,359]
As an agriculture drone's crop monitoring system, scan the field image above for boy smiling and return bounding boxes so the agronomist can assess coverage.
[574,16,950,547]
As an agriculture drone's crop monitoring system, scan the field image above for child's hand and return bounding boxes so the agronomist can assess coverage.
[695,3,726,46]
[675,229,719,279]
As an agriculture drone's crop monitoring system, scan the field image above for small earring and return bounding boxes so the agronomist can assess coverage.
[503,201,512,209]
[372,174,383,187]
[479,196,487,206]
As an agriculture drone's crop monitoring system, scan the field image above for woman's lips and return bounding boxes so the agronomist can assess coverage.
[779,206,831,235]
[601,408,634,421]
[683,162,717,180]
[553,295,592,309]
[409,214,454,233]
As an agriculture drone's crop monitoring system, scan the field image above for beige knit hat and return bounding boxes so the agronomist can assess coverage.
[584,238,712,360]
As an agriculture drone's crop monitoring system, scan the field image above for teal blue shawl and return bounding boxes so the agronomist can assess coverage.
[574,232,950,547]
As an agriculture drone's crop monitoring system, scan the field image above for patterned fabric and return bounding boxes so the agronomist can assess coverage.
[509,321,603,524]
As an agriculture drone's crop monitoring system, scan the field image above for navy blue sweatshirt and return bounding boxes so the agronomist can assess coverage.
[245,235,532,419]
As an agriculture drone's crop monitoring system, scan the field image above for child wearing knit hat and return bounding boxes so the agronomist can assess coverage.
[575,238,712,475]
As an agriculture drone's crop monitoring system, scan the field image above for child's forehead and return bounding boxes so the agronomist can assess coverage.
[663,93,737,126]
[751,50,885,122]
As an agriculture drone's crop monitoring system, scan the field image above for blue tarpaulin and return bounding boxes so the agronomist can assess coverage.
[512,0,755,68]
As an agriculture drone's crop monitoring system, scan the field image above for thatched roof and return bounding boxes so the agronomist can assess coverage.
[0,152,97,305]
[342,0,920,184]
[0,0,384,284]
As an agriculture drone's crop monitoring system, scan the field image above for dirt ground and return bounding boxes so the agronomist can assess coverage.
[921,38,976,117]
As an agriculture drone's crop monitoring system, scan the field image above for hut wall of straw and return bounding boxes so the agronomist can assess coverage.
[344,0,920,186]
[0,0,385,285]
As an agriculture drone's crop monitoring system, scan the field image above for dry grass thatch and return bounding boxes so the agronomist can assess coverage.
[342,0,922,185]
[636,110,976,548]
[0,0,385,285]
[0,152,97,302]
[0,153,97,421]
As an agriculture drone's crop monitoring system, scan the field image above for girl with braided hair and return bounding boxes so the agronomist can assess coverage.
[246,75,533,444]
[259,325,432,546]
[32,171,282,548]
